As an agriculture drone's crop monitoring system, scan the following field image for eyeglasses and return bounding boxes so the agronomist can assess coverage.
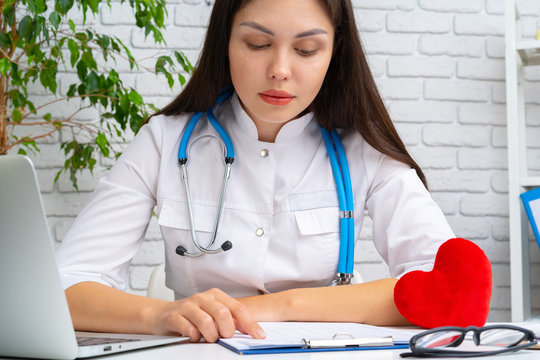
[400,324,537,358]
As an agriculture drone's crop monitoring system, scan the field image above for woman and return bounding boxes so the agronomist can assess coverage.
[57,0,454,343]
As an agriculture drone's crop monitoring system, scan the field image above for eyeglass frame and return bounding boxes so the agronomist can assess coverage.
[400,324,537,358]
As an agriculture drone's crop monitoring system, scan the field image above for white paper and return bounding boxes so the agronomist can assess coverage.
[218,322,418,351]
[529,198,540,231]
[500,322,540,338]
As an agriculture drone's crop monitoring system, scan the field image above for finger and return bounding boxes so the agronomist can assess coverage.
[197,298,236,339]
[215,294,266,339]
[167,313,202,343]
[180,300,221,343]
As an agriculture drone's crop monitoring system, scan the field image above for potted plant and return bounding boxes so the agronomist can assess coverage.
[0,0,192,188]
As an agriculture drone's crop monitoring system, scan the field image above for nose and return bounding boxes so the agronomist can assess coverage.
[267,49,291,80]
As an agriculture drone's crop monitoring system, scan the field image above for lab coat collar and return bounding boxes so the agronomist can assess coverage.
[230,92,314,143]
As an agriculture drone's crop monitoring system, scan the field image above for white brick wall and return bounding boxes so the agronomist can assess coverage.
[18,0,540,320]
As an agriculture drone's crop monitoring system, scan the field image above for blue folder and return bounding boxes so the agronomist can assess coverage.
[520,187,540,249]
[218,340,408,355]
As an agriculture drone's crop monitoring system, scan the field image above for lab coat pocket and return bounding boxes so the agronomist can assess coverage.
[290,190,340,235]
[287,206,340,285]
[158,198,216,232]
[293,207,340,235]
[158,198,221,296]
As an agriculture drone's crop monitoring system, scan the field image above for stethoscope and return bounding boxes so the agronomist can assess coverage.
[174,91,355,285]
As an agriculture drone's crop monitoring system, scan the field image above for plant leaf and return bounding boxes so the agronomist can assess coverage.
[0,57,9,75]
[128,89,143,105]
[68,19,75,32]
[18,15,33,41]
[95,132,110,157]
[49,11,61,28]
[12,109,22,122]
[67,38,79,67]
[56,0,74,15]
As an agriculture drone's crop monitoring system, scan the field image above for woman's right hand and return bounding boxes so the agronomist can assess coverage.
[150,288,266,343]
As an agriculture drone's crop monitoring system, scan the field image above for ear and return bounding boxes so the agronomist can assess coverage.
[394,238,492,329]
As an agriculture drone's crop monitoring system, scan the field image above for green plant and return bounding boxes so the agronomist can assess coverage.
[0,0,192,188]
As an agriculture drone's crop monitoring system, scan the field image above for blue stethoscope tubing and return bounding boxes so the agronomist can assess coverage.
[320,128,355,284]
[176,91,355,285]
[178,91,235,161]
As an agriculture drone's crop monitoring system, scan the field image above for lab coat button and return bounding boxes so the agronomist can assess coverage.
[255,228,264,237]
[260,149,269,158]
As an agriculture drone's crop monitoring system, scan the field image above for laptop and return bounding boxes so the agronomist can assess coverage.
[0,155,189,359]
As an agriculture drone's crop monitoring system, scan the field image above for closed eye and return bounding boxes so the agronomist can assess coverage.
[247,43,270,50]
[295,48,318,56]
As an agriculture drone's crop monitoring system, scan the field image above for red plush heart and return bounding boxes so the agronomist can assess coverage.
[394,238,492,328]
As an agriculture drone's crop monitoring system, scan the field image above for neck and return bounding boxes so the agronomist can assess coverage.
[238,100,288,143]
[255,122,284,143]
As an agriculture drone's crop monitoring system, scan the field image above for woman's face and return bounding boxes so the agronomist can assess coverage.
[228,0,334,142]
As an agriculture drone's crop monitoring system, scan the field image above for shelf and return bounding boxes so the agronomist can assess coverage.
[517,40,540,66]
[521,177,540,188]
[506,0,538,322]
[516,40,540,49]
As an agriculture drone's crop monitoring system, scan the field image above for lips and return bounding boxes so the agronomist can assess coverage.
[259,89,294,106]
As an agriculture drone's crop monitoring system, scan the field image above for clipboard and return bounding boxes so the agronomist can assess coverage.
[520,187,540,249]
[217,322,412,355]
[303,332,394,348]
[219,333,406,355]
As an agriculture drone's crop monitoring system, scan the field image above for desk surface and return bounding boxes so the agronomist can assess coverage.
[1,343,539,359]
[89,343,540,360]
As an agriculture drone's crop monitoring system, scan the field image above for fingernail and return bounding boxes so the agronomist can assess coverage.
[256,328,266,339]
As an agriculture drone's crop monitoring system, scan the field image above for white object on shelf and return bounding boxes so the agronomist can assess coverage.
[536,10,540,40]
[516,40,540,66]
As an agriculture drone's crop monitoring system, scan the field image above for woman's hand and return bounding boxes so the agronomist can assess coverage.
[150,288,266,343]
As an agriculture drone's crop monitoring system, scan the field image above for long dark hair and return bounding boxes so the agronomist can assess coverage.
[152,0,427,187]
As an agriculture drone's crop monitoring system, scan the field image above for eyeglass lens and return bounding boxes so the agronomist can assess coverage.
[416,328,528,351]
[478,329,526,347]
[416,331,463,349]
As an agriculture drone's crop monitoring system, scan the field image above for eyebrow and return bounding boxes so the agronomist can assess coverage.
[239,21,328,38]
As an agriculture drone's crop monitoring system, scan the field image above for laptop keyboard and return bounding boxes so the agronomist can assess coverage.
[77,336,141,347]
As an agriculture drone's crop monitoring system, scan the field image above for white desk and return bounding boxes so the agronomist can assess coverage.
[1,343,539,359]
[87,343,540,360]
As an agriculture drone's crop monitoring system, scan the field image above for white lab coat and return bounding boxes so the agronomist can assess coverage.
[56,93,455,299]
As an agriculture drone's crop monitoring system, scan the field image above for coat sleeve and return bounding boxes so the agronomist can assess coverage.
[363,143,455,278]
[55,117,165,291]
